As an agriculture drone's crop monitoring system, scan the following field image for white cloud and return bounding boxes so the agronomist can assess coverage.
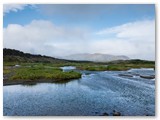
[95,20,155,60]
[3,4,28,15]
[97,20,155,40]
[3,19,155,60]
[3,20,90,57]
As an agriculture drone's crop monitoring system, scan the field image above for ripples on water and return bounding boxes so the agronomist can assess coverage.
[3,68,155,116]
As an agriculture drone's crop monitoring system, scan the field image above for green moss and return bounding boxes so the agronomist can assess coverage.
[106,65,130,71]
[76,63,155,71]
[77,65,108,71]
[10,67,81,81]
[77,65,129,71]
[3,68,11,74]
[4,59,155,74]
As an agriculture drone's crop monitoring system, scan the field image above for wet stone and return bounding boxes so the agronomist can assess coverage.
[102,112,109,116]
[140,75,155,79]
[112,110,121,116]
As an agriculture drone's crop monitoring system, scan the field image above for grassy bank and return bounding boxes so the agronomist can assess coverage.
[11,67,81,81]
[4,65,81,85]
[77,62,155,71]
[3,59,155,85]
[3,67,12,74]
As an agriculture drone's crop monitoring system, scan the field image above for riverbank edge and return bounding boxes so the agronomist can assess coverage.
[3,77,82,86]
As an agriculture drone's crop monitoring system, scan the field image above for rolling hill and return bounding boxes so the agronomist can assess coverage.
[61,53,130,62]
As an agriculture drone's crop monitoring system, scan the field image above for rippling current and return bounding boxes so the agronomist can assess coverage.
[3,68,155,116]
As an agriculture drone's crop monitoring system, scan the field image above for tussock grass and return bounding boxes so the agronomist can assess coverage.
[77,63,155,71]
[3,68,11,74]
[10,66,81,81]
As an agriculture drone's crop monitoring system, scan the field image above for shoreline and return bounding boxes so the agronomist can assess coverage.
[3,79,80,86]
[3,78,80,86]
[3,67,155,86]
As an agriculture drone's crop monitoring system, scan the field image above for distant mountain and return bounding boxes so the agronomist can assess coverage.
[3,48,92,63]
[3,48,67,63]
[4,48,154,65]
[61,53,130,62]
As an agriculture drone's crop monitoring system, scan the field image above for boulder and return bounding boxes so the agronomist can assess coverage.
[102,112,109,116]
[113,110,121,116]
[140,75,155,79]
[119,74,133,77]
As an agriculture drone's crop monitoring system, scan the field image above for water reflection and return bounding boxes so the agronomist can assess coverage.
[60,66,76,72]
[22,82,37,87]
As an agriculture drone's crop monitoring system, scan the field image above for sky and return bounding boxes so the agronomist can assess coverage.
[3,4,155,60]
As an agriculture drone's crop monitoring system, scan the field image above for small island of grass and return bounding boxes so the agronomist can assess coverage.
[3,66,81,86]
[77,60,155,71]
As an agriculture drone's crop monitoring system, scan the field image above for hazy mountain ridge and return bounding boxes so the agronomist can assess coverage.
[3,48,91,63]
[3,48,154,65]
[3,48,67,63]
[61,53,130,62]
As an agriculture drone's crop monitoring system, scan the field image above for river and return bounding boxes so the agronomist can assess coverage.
[3,67,155,116]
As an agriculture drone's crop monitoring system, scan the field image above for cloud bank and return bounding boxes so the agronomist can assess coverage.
[3,20,90,57]
[3,19,155,60]
[96,20,155,60]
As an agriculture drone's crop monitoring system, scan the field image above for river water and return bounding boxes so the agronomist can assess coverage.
[3,67,155,116]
